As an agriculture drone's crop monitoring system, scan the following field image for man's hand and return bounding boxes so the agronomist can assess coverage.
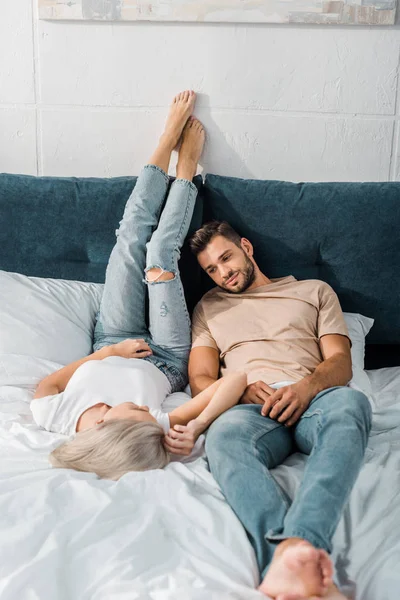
[110,338,152,359]
[163,422,200,456]
[261,380,315,426]
[241,381,276,405]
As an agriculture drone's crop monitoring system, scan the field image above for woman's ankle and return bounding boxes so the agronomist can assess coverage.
[176,159,197,181]
[148,138,174,173]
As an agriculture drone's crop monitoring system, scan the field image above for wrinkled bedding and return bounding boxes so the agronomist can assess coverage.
[0,354,399,599]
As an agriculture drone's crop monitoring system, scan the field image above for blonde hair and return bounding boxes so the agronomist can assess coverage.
[49,419,170,480]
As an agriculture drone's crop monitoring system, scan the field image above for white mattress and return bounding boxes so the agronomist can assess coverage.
[1,355,399,599]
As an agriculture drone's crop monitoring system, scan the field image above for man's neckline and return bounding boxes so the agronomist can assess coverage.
[250,275,296,291]
[215,275,296,295]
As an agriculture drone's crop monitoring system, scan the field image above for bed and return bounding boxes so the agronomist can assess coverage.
[1,172,399,600]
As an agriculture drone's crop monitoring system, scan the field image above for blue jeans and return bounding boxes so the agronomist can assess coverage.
[205,386,372,580]
[93,164,198,392]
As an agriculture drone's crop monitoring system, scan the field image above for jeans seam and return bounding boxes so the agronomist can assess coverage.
[166,188,194,329]
[174,183,196,250]
[281,528,331,552]
[295,409,323,450]
[252,425,291,511]
[163,364,186,392]
[144,163,170,185]
[146,182,196,273]
[173,178,198,193]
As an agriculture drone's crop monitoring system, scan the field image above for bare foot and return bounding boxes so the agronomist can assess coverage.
[176,117,205,180]
[319,550,334,591]
[274,582,348,600]
[320,583,348,600]
[160,90,196,150]
[258,540,331,598]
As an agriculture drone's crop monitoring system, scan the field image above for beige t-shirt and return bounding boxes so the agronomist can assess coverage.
[191,276,350,385]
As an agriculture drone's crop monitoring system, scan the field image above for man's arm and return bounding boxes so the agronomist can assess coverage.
[302,333,352,396]
[263,334,352,426]
[188,346,220,396]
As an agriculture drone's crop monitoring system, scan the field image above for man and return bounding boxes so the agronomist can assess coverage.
[187,221,372,600]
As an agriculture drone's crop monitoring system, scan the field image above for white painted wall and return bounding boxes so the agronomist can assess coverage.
[1,0,400,182]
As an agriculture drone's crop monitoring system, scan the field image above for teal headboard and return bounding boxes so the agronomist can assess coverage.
[0,173,203,315]
[1,172,399,368]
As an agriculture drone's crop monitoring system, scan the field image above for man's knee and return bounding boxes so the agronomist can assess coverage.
[205,405,276,457]
[326,387,372,429]
[207,407,242,446]
[206,407,248,452]
[347,388,372,428]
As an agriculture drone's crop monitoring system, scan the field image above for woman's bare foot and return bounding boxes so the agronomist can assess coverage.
[258,540,332,598]
[176,117,205,181]
[148,90,196,173]
[161,90,196,150]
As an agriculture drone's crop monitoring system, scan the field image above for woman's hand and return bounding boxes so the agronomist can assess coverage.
[110,338,153,359]
[163,419,204,456]
[240,380,275,405]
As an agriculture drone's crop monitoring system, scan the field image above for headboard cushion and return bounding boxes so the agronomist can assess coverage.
[2,171,399,365]
[0,173,203,313]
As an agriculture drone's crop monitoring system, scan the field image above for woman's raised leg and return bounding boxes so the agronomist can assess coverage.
[144,118,205,388]
[93,91,196,350]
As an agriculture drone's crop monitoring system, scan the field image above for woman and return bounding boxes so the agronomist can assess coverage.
[31,91,246,480]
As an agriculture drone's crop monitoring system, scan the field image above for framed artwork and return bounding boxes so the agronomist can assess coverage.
[39,0,397,25]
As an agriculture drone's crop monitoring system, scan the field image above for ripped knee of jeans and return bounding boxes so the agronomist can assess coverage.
[144,265,176,284]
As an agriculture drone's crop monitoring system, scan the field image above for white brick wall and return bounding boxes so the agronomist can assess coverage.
[1,0,399,181]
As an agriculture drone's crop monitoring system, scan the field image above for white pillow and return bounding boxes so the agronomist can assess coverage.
[343,312,374,370]
[343,312,374,399]
[0,271,103,365]
[0,271,374,399]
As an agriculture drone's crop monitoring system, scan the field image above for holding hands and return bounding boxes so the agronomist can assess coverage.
[163,372,247,457]
[163,419,204,456]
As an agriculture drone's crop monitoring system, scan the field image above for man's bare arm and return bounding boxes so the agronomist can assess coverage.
[188,346,220,396]
[264,334,352,425]
[300,333,352,398]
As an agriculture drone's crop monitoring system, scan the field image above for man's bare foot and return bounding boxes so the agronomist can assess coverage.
[176,117,205,180]
[258,540,333,598]
[275,582,348,600]
[160,90,196,151]
[318,583,348,600]
[319,551,334,594]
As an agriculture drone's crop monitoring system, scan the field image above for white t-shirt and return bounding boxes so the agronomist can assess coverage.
[30,357,295,465]
[31,356,173,437]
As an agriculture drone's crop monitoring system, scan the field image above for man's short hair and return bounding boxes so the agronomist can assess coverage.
[189,221,242,256]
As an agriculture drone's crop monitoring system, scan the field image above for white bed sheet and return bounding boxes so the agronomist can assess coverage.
[1,355,399,600]
[270,367,400,599]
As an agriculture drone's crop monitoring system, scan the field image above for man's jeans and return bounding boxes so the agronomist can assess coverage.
[205,386,372,579]
[93,164,198,392]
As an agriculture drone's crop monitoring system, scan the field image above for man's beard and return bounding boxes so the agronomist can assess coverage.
[220,254,256,294]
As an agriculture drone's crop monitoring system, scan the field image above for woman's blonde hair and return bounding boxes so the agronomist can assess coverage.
[49,419,170,480]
